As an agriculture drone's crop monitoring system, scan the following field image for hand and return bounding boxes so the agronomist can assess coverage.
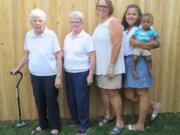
[153,40,159,46]
[106,64,114,77]
[55,77,62,89]
[87,74,93,86]
[10,68,19,76]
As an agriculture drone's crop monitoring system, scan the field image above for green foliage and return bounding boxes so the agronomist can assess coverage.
[0,113,180,135]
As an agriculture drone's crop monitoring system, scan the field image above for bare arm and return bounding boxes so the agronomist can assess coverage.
[153,35,160,48]
[130,34,160,50]
[54,51,63,89]
[11,51,29,75]
[106,18,123,77]
[87,51,96,86]
[109,18,123,64]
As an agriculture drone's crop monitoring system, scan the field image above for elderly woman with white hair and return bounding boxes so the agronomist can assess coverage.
[11,8,62,135]
[63,11,95,135]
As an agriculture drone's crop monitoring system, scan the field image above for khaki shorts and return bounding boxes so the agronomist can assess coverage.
[132,47,152,56]
[95,74,122,89]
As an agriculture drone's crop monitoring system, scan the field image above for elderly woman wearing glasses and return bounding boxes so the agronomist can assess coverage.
[11,9,62,135]
[63,11,95,135]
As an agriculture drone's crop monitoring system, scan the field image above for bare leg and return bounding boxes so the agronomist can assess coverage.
[100,89,112,119]
[149,100,160,109]
[125,89,160,113]
[125,88,161,124]
[108,90,124,128]
[145,56,153,75]
[121,89,125,115]
[132,55,139,78]
[134,88,150,131]
[124,88,138,102]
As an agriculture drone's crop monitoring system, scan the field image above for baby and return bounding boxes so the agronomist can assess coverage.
[131,13,159,78]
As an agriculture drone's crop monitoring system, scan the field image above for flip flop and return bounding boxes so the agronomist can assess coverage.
[151,103,161,121]
[127,124,137,131]
[110,126,124,134]
[98,117,114,127]
[126,124,144,131]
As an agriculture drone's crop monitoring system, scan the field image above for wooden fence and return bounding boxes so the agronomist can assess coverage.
[0,0,180,120]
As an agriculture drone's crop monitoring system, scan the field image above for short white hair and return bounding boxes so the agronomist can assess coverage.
[69,11,84,22]
[29,8,46,21]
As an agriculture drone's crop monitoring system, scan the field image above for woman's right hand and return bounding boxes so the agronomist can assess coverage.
[10,52,29,76]
[10,68,19,76]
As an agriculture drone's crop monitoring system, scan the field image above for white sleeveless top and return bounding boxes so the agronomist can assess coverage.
[92,18,125,75]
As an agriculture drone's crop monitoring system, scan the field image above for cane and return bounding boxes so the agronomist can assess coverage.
[11,71,26,127]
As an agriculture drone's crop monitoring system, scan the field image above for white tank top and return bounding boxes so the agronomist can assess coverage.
[92,18,125,75]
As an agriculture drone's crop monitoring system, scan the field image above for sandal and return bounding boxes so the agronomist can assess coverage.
[151,103,161,121]
[110,126,124,134]
[31,126,42,134]
[98,117,114,127]
[127,124,137,131]
[126,124,144,131]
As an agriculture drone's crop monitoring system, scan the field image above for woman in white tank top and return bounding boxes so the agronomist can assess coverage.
[92,0,124,134]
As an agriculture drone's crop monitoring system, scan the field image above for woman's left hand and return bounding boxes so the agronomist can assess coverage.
[106,64,114,77]
[55,77,62,89]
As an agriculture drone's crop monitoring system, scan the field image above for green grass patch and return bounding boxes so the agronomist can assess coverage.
[0,113,180,135]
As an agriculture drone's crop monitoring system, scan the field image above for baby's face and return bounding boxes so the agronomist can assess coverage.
[141,16,152,30]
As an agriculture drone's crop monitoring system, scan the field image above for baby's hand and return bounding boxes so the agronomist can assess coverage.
[153,40,159,46]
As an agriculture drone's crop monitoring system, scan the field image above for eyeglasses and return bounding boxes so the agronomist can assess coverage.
[97,5,109,9]
[70,21,81,24]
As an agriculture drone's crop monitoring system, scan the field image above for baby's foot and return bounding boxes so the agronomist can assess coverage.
[132,70,139,79]
[149,69,154,75]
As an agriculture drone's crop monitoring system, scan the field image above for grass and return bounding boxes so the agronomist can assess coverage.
[0,113,180,135]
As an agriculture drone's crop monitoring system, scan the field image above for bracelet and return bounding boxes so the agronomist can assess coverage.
[89,71,94,76]
[109,63,114,68]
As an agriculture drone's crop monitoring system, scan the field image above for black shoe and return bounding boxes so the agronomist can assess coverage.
[68,120,78,126]
[31,126,42,134]
[77,128,90,135]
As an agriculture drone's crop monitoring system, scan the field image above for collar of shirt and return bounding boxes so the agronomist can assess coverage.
[124,26,138,35]
[31,27,48,38]
[69,30,85,39]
